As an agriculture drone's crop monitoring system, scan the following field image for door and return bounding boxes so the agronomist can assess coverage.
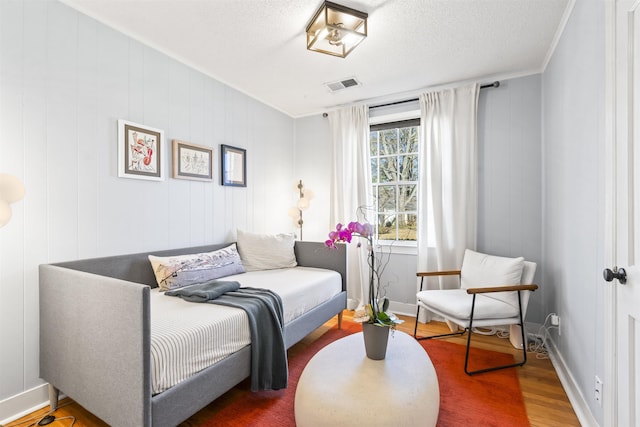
[606,1,640,425]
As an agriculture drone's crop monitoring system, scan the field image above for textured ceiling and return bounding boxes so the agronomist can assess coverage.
[60,0,572,118]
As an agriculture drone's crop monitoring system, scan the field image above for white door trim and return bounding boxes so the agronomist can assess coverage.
[604,1,617,425]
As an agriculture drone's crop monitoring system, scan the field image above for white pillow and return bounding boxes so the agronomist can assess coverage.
[236,229,297,272]
[149,243,245,292]
[460,249,524,308]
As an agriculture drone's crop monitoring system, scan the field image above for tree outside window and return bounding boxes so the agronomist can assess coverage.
[370,119,419,241]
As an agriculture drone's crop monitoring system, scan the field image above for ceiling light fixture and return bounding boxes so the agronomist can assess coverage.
[306,1,368,58]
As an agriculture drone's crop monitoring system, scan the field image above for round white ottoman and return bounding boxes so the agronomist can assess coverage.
[294,330,439,427]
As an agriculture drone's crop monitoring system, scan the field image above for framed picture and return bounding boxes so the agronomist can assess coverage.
[221,144,246,187]
[172,140,213,181]
[117,119,164,181]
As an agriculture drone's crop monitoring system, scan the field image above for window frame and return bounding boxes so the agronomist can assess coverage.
[369,111,420,248]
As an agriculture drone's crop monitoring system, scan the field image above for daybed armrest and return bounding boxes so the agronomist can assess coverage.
[39,265,151,427]
[294,241,347,291]
[466,284,539,294]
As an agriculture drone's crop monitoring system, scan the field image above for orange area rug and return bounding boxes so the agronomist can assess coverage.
[187,321,529,427]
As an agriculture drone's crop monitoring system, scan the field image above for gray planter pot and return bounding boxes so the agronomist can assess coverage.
[362,322,390,360]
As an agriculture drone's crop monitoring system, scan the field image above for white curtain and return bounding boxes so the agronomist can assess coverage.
[328,105,373,310]
[417,83,480,303]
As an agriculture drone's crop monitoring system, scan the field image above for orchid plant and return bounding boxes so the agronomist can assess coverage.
[325,221,404,328]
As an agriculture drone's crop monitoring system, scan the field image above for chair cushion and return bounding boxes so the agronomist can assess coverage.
[460,249,524,308]
[417,289,520,321]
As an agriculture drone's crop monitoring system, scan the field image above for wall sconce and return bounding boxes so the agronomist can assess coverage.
[0,173,25,228]
[306,1,368,58]
[288,180,314,240]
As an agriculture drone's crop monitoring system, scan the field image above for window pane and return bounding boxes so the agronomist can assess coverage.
[397,213,417,241]
[371,158,378,184]
[380,129,398,155]
[377,213,397,241]
[399,185,417,211]
[399,154,418,181]
[379,157,397,183]
[399,127,418,153]
[377,185,396,212]
[370,131,378,156]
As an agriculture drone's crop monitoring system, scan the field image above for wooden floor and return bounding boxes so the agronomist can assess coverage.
[5,311,580,427]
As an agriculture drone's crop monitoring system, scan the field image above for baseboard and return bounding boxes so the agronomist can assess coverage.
[0,384,50,425]
[544,336,599,427]
[388,301,416,317]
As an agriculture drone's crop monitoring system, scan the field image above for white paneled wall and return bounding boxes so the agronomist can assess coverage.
[292,115,331,242]
[0,0,294,409]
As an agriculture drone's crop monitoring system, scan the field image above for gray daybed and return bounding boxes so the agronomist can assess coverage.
[39,241,346,427]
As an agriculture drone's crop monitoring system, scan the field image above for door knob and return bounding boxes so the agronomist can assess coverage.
[603,267,627,284]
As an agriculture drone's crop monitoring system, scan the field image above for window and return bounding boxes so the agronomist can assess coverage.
[370,119,419,242]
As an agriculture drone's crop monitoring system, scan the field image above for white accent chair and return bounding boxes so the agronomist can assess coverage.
[414,249,538,375]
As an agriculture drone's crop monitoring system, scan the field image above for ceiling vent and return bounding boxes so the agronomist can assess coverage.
[325,77,361,93]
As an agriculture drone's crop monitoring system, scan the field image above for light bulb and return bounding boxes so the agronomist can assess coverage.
[297,197,310,210]
[288,207,300,218]
[0,200,12,228]
[303,189,314,200]
[0,174,25,204]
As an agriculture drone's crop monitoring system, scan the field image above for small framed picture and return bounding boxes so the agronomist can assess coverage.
[221,144,246,187]
[117,119,164,181]
[172,140,213,181]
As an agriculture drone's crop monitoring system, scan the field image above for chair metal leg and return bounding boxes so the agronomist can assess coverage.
[416,328,468,341]
[413,302,467,341]
[414,278,424,339]
[464,291,528,375]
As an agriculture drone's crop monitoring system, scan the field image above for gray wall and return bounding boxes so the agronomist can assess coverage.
[542,0,605,423]
[478,75,543,322]
[294,76,544,321]
[0,0,294,406]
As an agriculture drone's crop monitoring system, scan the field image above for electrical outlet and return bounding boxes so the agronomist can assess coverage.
[595,376,603,406]
[550,313,561,336]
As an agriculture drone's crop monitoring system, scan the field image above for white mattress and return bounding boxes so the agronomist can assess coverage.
[150,266,342,395]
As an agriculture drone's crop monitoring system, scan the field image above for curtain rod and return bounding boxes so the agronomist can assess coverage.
[368,81,500,110]
[321,81,500,117]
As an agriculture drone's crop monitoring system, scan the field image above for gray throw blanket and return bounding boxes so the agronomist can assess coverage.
[165,280,240,303]
[166,281,288,391]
